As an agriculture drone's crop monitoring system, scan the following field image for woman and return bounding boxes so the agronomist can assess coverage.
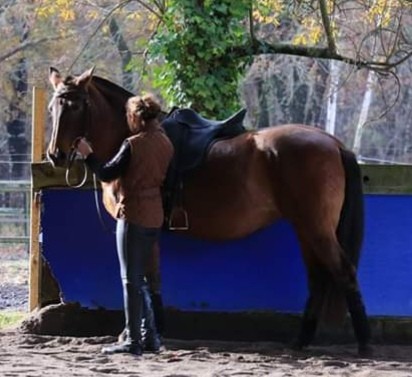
[77,94,174,355]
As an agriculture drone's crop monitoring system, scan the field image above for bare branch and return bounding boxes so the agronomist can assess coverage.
[0,36,60,63]
[248,2,255,46]
[385,50,412,68]
[67,0,134,72]
[137,17,163,89]
[318,0,337,54]
[133,0,163,20]
[387,13,403,60]
[231,38,411,72]
[67,0,165,73]
[360,70,401,128]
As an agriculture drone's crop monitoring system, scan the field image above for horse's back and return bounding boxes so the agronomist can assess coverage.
[254,124,347,238]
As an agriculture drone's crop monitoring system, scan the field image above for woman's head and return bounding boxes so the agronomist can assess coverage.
[126,94,161,133]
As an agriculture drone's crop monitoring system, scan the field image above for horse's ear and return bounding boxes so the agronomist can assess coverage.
[76,66,95,88]
[49,67,62,90]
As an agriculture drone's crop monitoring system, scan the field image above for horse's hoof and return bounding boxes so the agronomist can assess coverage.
[289,341,304,351]
[358,344,373,358]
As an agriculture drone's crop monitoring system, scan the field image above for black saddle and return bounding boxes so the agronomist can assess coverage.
[162,107,246,173]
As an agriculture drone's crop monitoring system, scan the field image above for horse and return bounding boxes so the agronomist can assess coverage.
[46,67,372,356]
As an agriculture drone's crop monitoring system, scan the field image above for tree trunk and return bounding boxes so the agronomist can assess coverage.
[108,17,135,92]
[6,20,29,180]
[325,60,341,135]
[353,69,375,156]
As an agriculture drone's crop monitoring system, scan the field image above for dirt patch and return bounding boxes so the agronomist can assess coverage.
[19,302,123,336]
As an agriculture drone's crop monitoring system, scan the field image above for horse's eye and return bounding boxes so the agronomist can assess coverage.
[67,100,81,111]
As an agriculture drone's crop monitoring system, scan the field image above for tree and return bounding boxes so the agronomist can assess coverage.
[1,0,412,172]
[145,0,412,119]
[148,0,251,117]
[0,0,156,178]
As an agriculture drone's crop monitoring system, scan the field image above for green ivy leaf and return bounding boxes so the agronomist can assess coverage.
[148,0,250,118]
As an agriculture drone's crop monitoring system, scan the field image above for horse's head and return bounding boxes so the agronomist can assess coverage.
[47,67,95,167]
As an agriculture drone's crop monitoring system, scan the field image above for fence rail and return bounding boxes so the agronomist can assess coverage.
[0,180,30,244]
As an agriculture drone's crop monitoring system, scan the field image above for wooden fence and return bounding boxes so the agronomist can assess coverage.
[0,180,30,244]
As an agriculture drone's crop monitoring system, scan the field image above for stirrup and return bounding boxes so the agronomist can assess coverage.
[168,207,189,231]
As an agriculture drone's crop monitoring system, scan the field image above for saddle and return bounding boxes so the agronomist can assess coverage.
[161,107,247,230]
[162,107,247,172]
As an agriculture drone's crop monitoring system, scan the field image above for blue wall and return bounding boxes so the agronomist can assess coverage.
[41,189,412,316]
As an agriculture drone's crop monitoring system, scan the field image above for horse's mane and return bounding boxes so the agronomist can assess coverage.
[91,76,134,101]
[91,75,171,119]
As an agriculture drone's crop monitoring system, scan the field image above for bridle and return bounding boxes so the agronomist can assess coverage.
[50,86,91,188]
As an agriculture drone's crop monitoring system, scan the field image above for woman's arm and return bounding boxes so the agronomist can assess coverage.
[77,138,131,182]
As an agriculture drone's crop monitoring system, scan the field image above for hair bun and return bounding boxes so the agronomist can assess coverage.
[140,94,161,120]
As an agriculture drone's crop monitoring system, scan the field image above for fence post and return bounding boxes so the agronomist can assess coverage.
[29,87,46,311]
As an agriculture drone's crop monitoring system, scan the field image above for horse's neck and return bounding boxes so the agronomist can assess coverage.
[89,96,129,162]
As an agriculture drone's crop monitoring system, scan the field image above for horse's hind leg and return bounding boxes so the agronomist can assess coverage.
[322,247,371,356]
[292,267,326,350]
[339,257,371,356]
[295,237,371,356]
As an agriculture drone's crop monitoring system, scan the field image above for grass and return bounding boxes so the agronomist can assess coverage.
[0,234,29,331]
[0,310,26,330]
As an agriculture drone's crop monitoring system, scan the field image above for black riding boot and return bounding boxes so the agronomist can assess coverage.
[117,289,164,352]
[102,284,144,355]
[141,285,163,352]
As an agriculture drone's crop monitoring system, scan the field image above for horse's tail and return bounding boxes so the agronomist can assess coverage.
[321,147,364,324]
[336,147,364,268]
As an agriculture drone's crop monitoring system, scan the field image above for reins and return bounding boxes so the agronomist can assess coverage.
[62,97,115,234]
[65,143,114,234]
[65,138,88,188]
[92,172,115,234]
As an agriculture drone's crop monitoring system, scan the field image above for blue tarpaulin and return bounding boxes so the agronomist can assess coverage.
[41,189,412,316]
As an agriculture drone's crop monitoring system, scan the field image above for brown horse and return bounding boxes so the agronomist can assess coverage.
[47,67,371,356]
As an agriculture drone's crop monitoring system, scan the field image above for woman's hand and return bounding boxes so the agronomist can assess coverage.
[76,138,94,157]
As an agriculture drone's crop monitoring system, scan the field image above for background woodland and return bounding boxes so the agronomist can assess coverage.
[1,0,412,180]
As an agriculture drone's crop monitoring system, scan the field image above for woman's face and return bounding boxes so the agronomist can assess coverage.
[127,111,142,133]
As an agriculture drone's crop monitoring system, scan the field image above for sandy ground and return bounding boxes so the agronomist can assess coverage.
[2,248,412,376]
[1,328,412,376]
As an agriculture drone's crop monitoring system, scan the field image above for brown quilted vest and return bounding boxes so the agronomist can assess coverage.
[102,123,174,228]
